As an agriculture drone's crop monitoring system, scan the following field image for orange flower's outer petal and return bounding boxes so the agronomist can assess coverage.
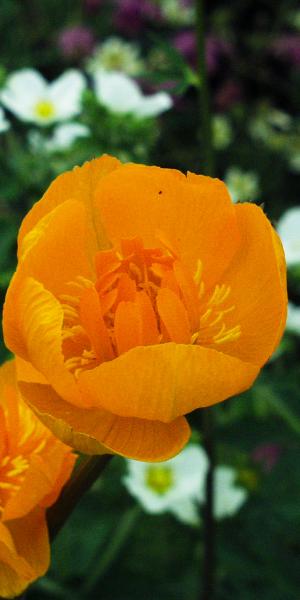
[4,276,85,407]
[18,199,94,297]
[0,519,37,599]
[96,164,241,288]
[18,155,121,258]
[2,456,52,522]
[40,452,75,509]
[214,204,288,364]
[77,343,259,422]
[15,356,48,385]
[3,508,49,597]
[2,444,74,522]
[19,382,191,462]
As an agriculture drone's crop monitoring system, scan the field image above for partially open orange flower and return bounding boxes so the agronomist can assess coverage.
[0,360,75,598]
[3,156,287,461]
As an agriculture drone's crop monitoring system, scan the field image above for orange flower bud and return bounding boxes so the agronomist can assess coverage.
[3,156,287,461]
[0,360,75,598]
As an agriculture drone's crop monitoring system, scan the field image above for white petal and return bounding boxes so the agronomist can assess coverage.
[164,445,209,501]
[0,69,47,121]
[49,70,86,120]
[0,107,9,132]
[286,302,300,335]
[277,207,300,266]
[94,70,141,114]
[122,474,170,513]
[170,498,200,526]
[45,123,90,151]
[214,466,247,519]
[135,92,173,118]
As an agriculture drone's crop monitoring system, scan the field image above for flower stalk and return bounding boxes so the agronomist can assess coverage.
[47,454,112,541]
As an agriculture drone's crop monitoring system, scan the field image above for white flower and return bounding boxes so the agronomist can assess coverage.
[46,122,90,151]
[277,207,300,266]
[1,69,86,126]
[214,466,247,519]
[213,115,232,150]
[288,152,300,173]
[93,70,172,118]
[28,122,90,153]
[286,303,300,335]
[87,37,143,76]
[225,167,260,203]
[123,445,209,526]
[249,107,291,143]
[160,0,195,26]
[0,106,9,132]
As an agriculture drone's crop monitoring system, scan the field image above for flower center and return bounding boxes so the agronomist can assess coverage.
[61,234,241,377]
[145,465,174,495]
[34,99,56,120]
[0,453,28,513]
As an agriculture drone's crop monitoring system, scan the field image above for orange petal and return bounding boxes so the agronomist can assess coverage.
[19,382,191,462]
[18,155,121,258]
[15,356,48,385]
[214,203,288,364]
[95,164,241,288]
[80,286,114,361]
[18,199,94,297]
[0,521,34,598]
[5,508,49,593]
[173,260,200,331]
[4,276,85,407]
[2,442,74,521]
[157,288,191,343]
[114,301,143,354]
[2,456,53,522]
[136,291,160,345]
[78,343,259,422]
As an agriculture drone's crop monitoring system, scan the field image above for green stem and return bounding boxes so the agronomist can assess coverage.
[196,0,214,177]
[201,409,215,600]
[264,388,300,436]
[80,505,142,596]
[47,454,112,542]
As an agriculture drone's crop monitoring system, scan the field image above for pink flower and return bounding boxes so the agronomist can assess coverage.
[58,26,95,59]
[114,0,160,34]
[173,32,232,74]
[214,79,242,111]
[83,0,104,10]
[272,35,300,68]
[252,443,282,473]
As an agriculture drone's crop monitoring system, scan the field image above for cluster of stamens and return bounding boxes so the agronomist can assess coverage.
[0,404,48,514]
[60,235,241,378]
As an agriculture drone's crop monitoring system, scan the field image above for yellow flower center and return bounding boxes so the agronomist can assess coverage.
[145,465,174,495]
[61,233,241,377]
[34,99,56,120]
[0,453,28,513]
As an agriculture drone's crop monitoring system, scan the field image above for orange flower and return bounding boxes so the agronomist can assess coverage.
[3,156,287,462]
[0,359,75,598]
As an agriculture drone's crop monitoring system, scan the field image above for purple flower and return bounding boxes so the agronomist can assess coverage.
[173,31,232,73]
[83,0,104,10]
[272,35,300,68]
[214,79,242,111]
[114,0,160,34]
[252,443,282,473]
[173,31,197,68]
[58,26,95,59]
